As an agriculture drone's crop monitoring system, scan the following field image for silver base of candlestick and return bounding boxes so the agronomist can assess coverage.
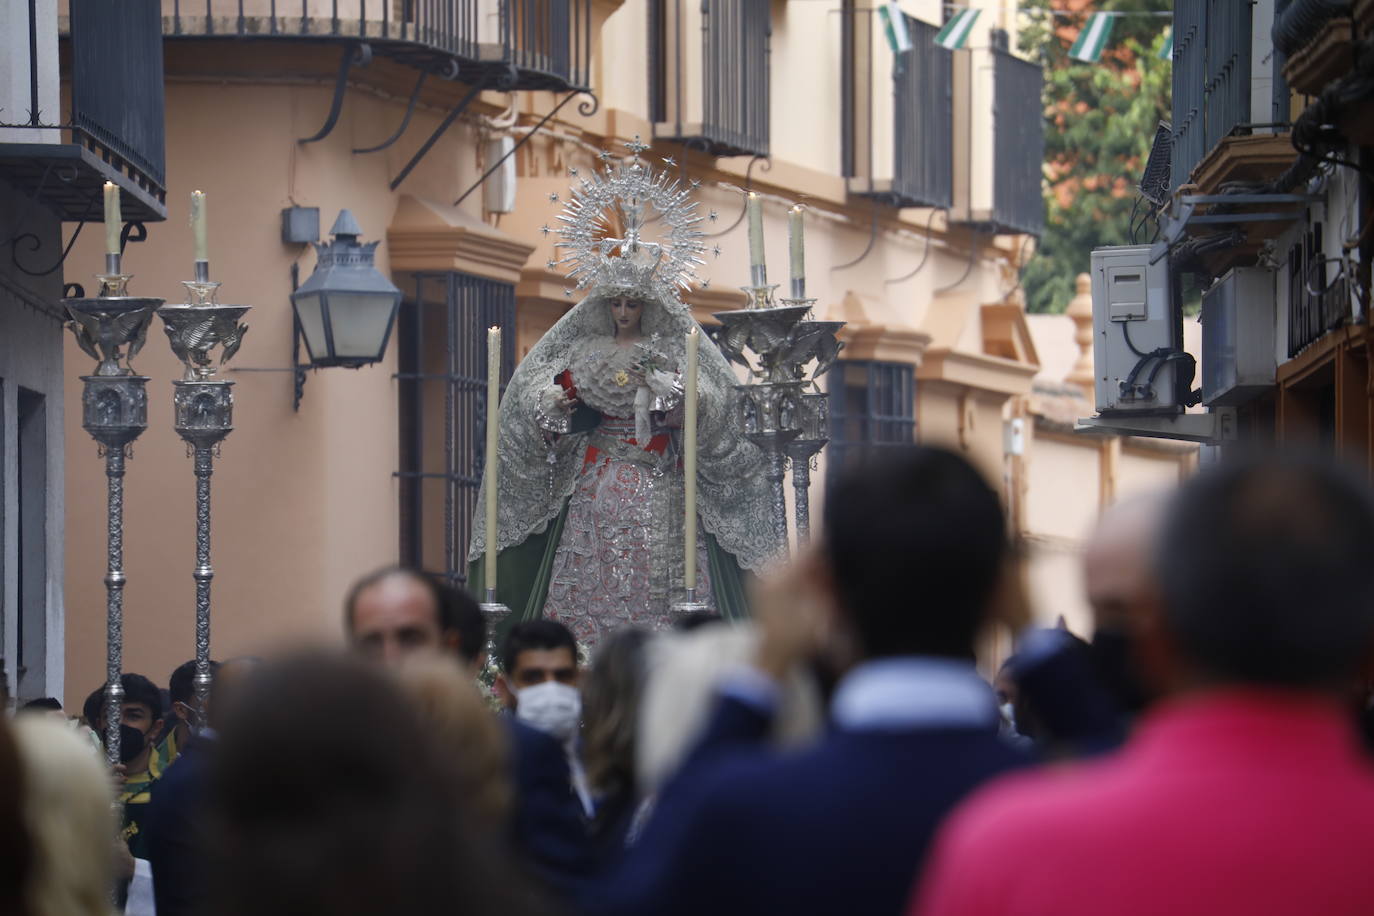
[480,588,512,661]
[669,587,711,621]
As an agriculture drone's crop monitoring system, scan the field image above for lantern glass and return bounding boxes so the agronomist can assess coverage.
[328,292,398,360]
[292,290,328,362]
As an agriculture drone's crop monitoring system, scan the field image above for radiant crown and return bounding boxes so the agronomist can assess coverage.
[547,137,707,304]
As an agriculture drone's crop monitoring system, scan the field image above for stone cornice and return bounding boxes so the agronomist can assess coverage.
[917,347,1038,397]
[387,196,534,284]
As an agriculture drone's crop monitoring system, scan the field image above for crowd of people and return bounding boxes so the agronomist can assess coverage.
[5,444,1374,915]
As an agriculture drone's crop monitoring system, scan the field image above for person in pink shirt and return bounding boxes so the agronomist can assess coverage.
[913,454,1374,916]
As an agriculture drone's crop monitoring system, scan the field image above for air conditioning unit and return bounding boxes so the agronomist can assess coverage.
[1201,267,1276,406]
[1090,246,1188,414]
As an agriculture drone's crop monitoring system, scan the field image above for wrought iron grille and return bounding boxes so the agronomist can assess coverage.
[1170,0,1252,192]
[69,0,168,190]
[827,360,916,479]
[155,0,591,90]
[990,46,1044,236]
[890,15,952,208]
[395,272,515,587]
[1287,222,1349,358]
[650,0,770,157]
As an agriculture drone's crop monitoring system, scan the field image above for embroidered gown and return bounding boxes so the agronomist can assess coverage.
[541,336,712,644]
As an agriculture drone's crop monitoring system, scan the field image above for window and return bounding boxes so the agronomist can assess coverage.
[395,272,515,587]
[827,360,916,477]
[649,0,771,157]
[0,381,50,705]
[989,44,1044,235]
[844,9,952,207]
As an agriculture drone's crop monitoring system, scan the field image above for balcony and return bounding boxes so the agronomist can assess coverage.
[650,0,770,158]
[1170,0,1257,193]
[848,14,952,209]
[987,46,1044,236]
[62,0,592,92]
[1,0,167,222]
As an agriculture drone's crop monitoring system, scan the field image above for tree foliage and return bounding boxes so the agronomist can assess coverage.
[1019,0,1172,314]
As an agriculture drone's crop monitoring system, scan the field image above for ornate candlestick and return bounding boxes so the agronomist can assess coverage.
[784,391,830,546]
[63,254,160,767]
[738,380,805,556]
[156,260,250,724]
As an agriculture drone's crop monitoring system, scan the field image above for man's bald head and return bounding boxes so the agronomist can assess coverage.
[344,567,485,668]
[1083,493,1167,633]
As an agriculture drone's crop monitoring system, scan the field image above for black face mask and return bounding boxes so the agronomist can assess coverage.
[103,724,147,764]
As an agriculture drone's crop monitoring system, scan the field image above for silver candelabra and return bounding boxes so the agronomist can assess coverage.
[714,277,845,560]
[63,255,161,767]
[157,260,250,724]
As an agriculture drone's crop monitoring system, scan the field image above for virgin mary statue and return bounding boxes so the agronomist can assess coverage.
[468,145,779,644]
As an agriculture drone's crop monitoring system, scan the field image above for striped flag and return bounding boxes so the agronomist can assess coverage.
[1069,11,1116,63]
[878,3,913,55]
[935,8,981,51]
[1158,26,1173,61]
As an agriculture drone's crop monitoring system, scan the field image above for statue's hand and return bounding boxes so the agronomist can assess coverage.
[536,384,575,434]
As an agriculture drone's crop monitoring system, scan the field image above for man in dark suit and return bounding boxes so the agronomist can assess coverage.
[344,567,592,895]
[144,657,258,916]
[591,446,1030,916]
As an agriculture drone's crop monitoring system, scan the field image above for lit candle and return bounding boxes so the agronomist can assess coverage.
[683,326,699,592]
[788,205,806,299]
[747,192,765,274]
[485,327,501,589]
[103,181,121,256]
[190,190,209,264]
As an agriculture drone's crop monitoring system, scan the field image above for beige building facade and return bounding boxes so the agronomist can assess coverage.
[48,0,1193,706]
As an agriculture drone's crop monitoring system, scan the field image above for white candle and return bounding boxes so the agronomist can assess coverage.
[485,327,501,589]
[788,205,805,298]
[747,192,765,271]
[683,326,699,592]
[103,181,121,256]
[190,190,209,264]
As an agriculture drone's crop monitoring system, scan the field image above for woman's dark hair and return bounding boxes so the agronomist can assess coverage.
[206,651,547,916]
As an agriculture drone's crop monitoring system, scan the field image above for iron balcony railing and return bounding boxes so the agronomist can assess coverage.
[87,0,591,91]
[0,0,167,221]
[650,0,770,158]
[1287,223,1349,358]
[990,46,1044,236]
[891,16,953,208]
[1171,0,1253,192]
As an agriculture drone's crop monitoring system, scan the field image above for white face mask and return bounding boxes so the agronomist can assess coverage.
[999,702,1017,733]
[515,681,582,743]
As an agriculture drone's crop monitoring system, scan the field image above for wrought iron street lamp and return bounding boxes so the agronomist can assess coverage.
[290,210,401,369]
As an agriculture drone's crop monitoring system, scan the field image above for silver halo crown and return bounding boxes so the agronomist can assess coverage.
[552,137,706,306]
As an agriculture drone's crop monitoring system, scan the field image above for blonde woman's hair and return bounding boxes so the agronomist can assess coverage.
[13,716,116,916]
[636,623,823,797]
[394,655,513,828]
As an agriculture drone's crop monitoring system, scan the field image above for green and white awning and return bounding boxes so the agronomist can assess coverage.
[935,8,981,51]
[1069,11,1116,63]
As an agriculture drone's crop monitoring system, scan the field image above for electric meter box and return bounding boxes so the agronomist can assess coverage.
[1201,267,1276,406]
[1090,246,1181,414]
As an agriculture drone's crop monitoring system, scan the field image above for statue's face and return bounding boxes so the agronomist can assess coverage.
[610,297,644,336]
